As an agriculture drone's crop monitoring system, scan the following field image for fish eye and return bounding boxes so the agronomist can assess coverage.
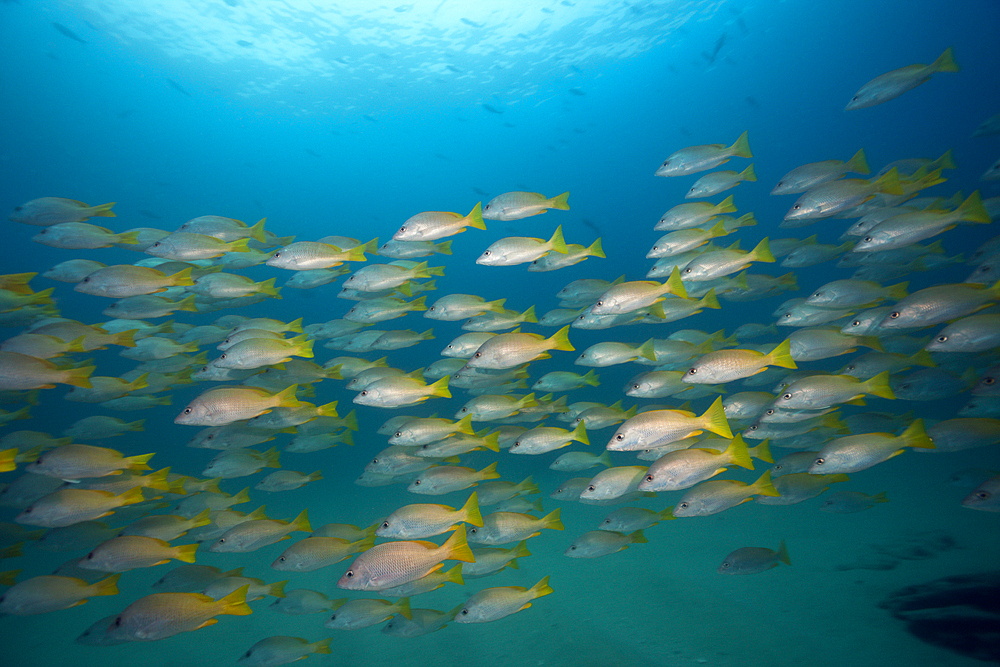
[278,556,285,562]
[399,226,406,232]
[782,393,792,400]
[936,335,948,342]
[244,651,253,658]
[220,354,226,359]
[984,377,996,385]
[814,458,824,466]
[889,312,900,319]
[371,458,378,464]
[644,474,654,482]
[183,407,192,414]
[218,538,225,543]
[687,368,696,375]
[460,608,469,615]
[569,545,577,550]
[474,352,481,358]
[344,570,354,579]
[587,485,596,492]
[468,527,476,533]
[851,320,861,326]
[394,432,402,438]
[381,521,389,529]
[678,502,688,509]
[683,268,692,274]
[863,236,873,242]
[748,424,758,431]
[483,251,491,256]
[721,562,730,569]
[615,434,624,441]
[413,479,421,485]
[361,391,368,396]
[82,276,90,282]
[852,96,859,101]
[977,491,990,499]
[86,552,94,559]
[765,409,775,416]
[114,617,122,627]
[792,204,800,210]
[774,464,783,470]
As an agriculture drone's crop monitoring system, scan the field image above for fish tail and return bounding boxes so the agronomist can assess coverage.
[219,584,254,616]
[630,529,649,544]
[125,452,154,471]
[729,131,752,158]
[957,191,991,224]
[460,492,484,527]
[549,191,571,210]
[174,543,198,563]
[63,364,95,388]
[455,414,476,436]
[529,575,554,598]
[226,238,252,253]
[519,392,539,409]
[306,470,323,482]
[873,168,904,196]
[547,324,574,352]
[582,369,600,387]
[708,219,728,237]
[596,451,613,468]
[90,202,117,217]
[520,305,538,323]
[541,508,564,531]
[466,202,486,229]
[289,509,311,532]
[512,540,532,558]
[695,289,720,311]
[262,446,281,469]
[727,434,754,470]
[752,470,780,497]
[900,419,935,449]
[117,486,146,507]
[480,432,501,452]
[176,294,199,312]
[478,461,501,481]
[517,475,540,495]
[847,148,871,175]
[635,338,658,362]
[931,46,959,72]
[931,148,957,171]
[701,396,733,439]
[395,597,413,620]
[269,580,288,598]
[658,506,676,520]
[346,245,368,262]
[311,638,333,655]
[750,237,776,263]
[408,296,428,312]
[247,217,267,243]
[142,467,172,492]
[548,225,568,254]
[748,438,774,464]
[766,339,797,369]
[571,421,589,445]
[776,540,791,566]
[190,508,212,528]
[909,349,936,368]
[716,194,738,214]
[871,491,890,503]
[739,163,757,181]
[114,329,139,348]
[92,573,121,597]
[231,487,252,505]
[442,525,475,563]
[275,384,303,409]
[665,265,688,298]
[863,370,896,400]
[428,375,451,399]
[485,297,507,313]
[258,277,281,298]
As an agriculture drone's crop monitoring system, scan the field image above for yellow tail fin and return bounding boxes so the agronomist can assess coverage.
[730,131,752,158]
[219,584,253,616]
[739,164,757,182]
[847,148,870,175]
[863,370,896,400]
[716,194,737,214]
[466,202,486,230]
[529,575,554,598]
[442,525,475,563]
[541,508,564,531]
[548,225,568,254]
[460,492,483,527]
[725,434,754,470]
[701,396,733,439]
[766,339,797,369]
[547,324,574,352]
[174,543,198,563]
[930,46,959,73]
[549,191,570,211]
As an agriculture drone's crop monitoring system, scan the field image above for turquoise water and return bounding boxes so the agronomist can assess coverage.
[2,1,999,665]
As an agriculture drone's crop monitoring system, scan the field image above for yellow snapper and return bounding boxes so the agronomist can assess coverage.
[0,351,94,390]
[271,535,375,572]
[756,472,850,505]
[509,422,588,455]
[528,238,604,271]
[265,242,366,270]
[685,164,757,198]
[465,325,573,370]
[353,375,450,408]
[74,265,194,298]
[607,397,732,451]
[565,529,647,558]
[337,525,474,591]
[851,191,991,252]
[145,233,251,260]
[771,149,871,195]
[176,215,267,243]
[598,506,674,532]
[0,573,119,614]
[189,274,281,299]
[718,540,791,574]
[809,420,934,473]
[425,294,506,321]
[79,535,197,572]
[845,47,959,110]
[482,191,569,221]
[683,339,796,384]
[655,195,737,231]
[210,510,311,553]
[376,493,483,539]
[10,198,115,226]
[782,170,903,224]
[680,238,775,281]
[467,509,563,545]
[465,540,532,578]
[120,509,212,541]
[16,487,144,527]
[389,414,476,446]
[407,462,500,495]
[655,132,752,177]
[106,585,251,641]
[647,220,732,258]
[774,371,895,409]
[673,471,780,517]
[453,576,552,623]
[238,637,332,667]
[394,203,485,240]
[343,261,442,292]
[476,225,569,266]
[29,443,153,480]
[175,385,302,426]
[324,597,412,630]
[637,435,755,492]
[590,268,688,315]
[213,335,314,370]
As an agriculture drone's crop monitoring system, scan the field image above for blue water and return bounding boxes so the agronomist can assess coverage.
[2,1,1000,665]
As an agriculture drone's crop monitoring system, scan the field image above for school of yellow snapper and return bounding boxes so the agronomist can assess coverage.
[1,45,1000,664]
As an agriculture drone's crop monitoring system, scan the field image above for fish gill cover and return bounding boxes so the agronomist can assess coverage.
[1,0,999,666]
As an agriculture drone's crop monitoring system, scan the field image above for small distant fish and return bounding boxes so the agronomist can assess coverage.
[718,540,791,574]
[480,103,504,114]
[655,132,751,177]
[819,490,889,513]
[482,191,570,221]
[845,47,959,110]
[236,40,253,48]
[454,576,552,623]
[304,148,321,157]
[51,23,86,44]
[569,88,586,96]
[166,78,192,97]
[962,475,1000,512]
[238,637,331,666]
[461,18,484,28]
[973,113,1000,137]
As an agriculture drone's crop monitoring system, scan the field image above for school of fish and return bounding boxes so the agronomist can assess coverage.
[1,44,999,664]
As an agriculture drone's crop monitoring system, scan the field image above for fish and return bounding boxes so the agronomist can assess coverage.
[210,510,311,552]
[846,47,959,110]
[393,204,485,241]
[476,226,569,266]
[637,435,756,492]
[465,325,573,369]
[682,340,796,384]
[655,132,752,177]
[336,525,474,591]
[655,195,738,231]
[565,529,647,558]
[809,420,934,473]
[79,536,197,572]
[265,242,367,270]
[15,487,144,528]
[819,490,890,513]
[482,192,570,221]
[106,585,252,641]
[962,476,1000,512]
[238,637,332,666]
[467,509,563,545]
[271,535,374,572]
[851,192,991,253]
[325,597,412,629]
[0,573,119,615]
[685,164,757,198]
[774,371,895,409]
[772,149,871,195]
[673,471,780,517]
[376,493,483,539]
[407,463,500,495]
[175,386,302,426]
[10,198,114,226]
[589,268,688,314]
[28,444,153,480]
[607,397,732,451]
[782,170,904,224]
[453,576,553,623]
[718,540,791,574]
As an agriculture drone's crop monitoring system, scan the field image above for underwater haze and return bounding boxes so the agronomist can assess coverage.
[2,0,1000,666]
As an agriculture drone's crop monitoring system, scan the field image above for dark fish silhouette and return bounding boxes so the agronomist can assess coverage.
[569,88,586,96]
[166,78,192,97]
[581,218,602,234]
[51,23,86,44]
[472,187,489,196]
[363,114,377,122]
[305,149,321,157]
[460,18,483,27]
[137,209,162,220]
[236,40,253,48]
[445,65,461,73]
[481,103,503,114]
[702,32,727,64]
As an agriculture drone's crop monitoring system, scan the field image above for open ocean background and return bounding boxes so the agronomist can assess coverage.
[2,1,1000,665]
